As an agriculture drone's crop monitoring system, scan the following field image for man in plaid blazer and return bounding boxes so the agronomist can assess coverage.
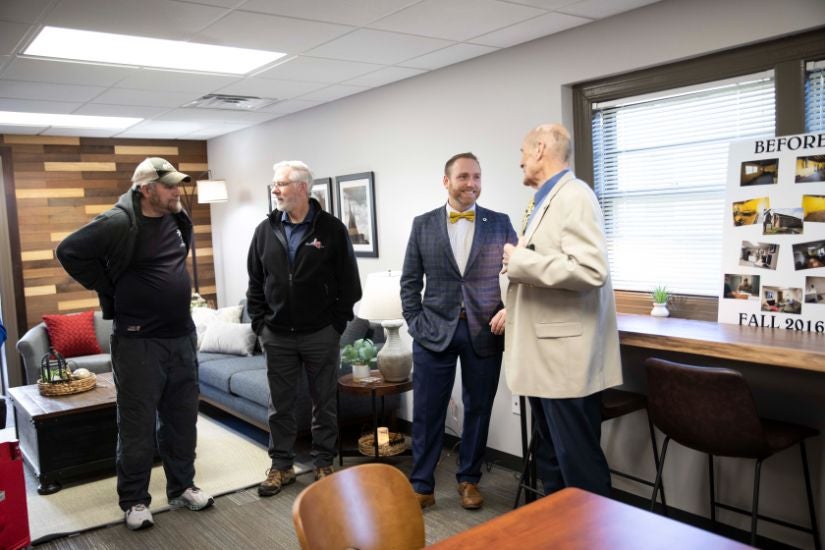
[401,152,517,510]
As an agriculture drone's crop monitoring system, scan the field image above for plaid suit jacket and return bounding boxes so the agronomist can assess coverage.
[401,204,517,356]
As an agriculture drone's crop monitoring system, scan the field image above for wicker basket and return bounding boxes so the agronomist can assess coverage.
[38,373,97,397]
[358,431,407,457]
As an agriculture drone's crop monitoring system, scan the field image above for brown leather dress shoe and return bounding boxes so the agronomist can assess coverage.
[457,482,483,509]
[415,492,435,509]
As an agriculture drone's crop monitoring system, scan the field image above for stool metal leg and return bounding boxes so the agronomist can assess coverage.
[650,435,670,513]
[708,454,716,528]
[646,411,667,513]
[751,458,763,547]
[800,441,822,550]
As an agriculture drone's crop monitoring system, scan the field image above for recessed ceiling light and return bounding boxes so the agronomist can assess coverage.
[24,26,286,75]
[0,111,142,129]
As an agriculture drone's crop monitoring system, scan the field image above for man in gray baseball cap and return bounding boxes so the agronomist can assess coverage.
[57,157,212,531]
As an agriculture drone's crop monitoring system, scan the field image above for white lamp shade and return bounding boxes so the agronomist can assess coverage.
[197,179,228,203]
[358,270,403,321]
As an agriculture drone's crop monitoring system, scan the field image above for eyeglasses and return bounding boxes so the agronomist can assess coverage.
[273,180,297,188]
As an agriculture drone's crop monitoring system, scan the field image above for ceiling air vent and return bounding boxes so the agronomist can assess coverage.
[181,94,276,111]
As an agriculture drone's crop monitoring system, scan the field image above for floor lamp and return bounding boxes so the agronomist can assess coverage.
[179,173,228,294]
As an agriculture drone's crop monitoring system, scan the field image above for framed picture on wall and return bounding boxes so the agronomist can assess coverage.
[335,171,378,258]
[312,177,334,215]
[267,184,275,214]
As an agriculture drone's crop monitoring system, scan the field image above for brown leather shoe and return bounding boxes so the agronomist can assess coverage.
[415,492,435,509]
[457,482,483,509]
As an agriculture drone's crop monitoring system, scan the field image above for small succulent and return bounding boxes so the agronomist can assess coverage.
[341,338,378,366]
[651,285,670,304]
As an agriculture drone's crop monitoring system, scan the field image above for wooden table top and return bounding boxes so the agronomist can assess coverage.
[338,370,413,396]
[8,372,116,419]
[617,313,825,373]
[427,487,753,550]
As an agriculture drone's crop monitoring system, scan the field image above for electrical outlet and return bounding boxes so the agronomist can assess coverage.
[511,395,521,415]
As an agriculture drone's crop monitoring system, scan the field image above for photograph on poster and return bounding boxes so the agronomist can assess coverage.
[732,197,769,226]
[739,241,778,270]
[311,177,334,215]
[793,239,825,270]
[802,195,825,222]
[762,207,803,235]
[740,159,778,186]
[335,172,378,258]
[761,285,802,314]
[795,155,825,183]
[804,276,825,303]
[723,273,760,299]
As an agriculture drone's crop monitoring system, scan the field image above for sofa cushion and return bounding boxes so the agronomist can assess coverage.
[42,310,102,358]
[200,322,256,356]
[66,354,113,374]
[199,354,264,393]
[229,368,274,408]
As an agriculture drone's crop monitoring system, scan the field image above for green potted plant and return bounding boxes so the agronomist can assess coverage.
[650,285,670,317]
[341,338,378,380]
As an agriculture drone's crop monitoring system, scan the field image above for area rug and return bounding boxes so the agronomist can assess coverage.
[25,414,271,543]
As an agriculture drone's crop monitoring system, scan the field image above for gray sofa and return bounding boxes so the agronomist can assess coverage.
[16,307,395,433]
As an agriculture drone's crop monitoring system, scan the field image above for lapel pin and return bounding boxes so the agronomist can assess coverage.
[482,217,487,222]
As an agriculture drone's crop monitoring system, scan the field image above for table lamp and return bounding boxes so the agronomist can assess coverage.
[357,270,411,382]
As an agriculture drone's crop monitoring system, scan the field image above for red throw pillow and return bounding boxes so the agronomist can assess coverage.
[42,310,102,358]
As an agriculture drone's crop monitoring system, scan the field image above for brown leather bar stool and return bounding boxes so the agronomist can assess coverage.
[645,357,821,549]
[513,389,665,509]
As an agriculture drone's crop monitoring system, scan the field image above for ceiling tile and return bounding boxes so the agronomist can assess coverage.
[559,0,661,19]
[0,124,47,134]
[155,108,276,124]
[401,43,498,70]
[368,0,544,41]
[114,69,237,94]
[179,123,250,140]
[238,0,419,26]
[0,0,53,24]
[0,98,81,113]
[214,78,324,99]
[195,11,352,53]
[499,0,579,9]
[307,29,452,65]
[345,66,426,87]
[259,98,324,114]
[73,103,170,118]
[4,58,135,87]
[176,0,244,8]
[0,20,31,55]
[470,11,590,47]
[256,56,383,84]
[44,0,229,40]
[115,120,207,139]
[93,88,197,108]
[298,84,368,102]
[0,80,105,102]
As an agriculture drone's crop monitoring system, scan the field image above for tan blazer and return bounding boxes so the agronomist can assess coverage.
[504,172,622,399]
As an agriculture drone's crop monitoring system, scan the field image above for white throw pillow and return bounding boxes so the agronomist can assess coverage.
[199,322,256,356]
[215,304,243,324]
[191,305,244,349]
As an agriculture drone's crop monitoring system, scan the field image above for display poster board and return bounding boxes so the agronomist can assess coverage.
[718,132,825,333]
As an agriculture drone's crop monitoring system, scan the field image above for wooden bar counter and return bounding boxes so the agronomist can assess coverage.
[617,313,825,374]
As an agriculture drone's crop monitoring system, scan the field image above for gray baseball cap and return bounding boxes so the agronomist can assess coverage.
[131,157,191,189]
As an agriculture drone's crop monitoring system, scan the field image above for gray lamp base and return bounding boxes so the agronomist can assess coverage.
[376,320,412,382]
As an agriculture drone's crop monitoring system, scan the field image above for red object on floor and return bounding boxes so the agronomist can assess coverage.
[0,441,30,550]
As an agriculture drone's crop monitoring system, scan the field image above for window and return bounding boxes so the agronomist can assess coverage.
[573,29,825,304]
[591,74,775,295]
[805,60,825,132]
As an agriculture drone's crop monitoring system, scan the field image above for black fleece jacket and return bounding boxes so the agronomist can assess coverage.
[56,189,193,319]
[246,199,361,335]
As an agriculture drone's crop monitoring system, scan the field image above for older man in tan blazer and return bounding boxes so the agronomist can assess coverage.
[502,123,622,497]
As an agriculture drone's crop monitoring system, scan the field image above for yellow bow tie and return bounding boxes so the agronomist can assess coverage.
[449,211,475,223]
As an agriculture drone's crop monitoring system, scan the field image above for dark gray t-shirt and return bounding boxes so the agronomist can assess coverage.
[114,213,194,337]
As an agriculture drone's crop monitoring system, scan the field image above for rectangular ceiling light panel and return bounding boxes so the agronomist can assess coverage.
[24,27,286,75]
[0,111,142,129]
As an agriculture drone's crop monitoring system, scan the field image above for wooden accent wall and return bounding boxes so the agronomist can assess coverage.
[0,135,217,329]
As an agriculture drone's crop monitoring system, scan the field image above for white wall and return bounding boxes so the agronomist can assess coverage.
[207,0,825,546]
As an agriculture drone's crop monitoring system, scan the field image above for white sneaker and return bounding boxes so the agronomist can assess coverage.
[169,486,214,511]
[125,504,154,531]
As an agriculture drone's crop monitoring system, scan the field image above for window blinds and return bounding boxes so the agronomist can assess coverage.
[805,60,824,132]
[592,75,775,295]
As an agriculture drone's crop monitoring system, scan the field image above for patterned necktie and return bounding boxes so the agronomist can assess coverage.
[520,197,535,234]
[449,211,475,224]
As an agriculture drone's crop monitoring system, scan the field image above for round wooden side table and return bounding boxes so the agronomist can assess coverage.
[337,370,413,465]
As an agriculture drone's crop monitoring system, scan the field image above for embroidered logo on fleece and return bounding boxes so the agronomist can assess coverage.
[305,238,324,249]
